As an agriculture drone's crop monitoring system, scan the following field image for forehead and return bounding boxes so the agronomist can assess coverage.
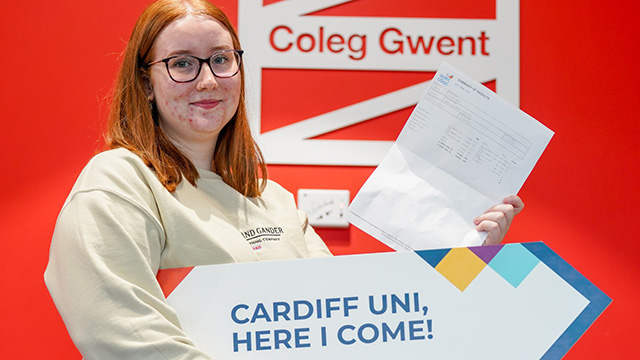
[153,14,234,57]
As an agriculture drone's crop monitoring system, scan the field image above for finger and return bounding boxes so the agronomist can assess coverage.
[474,196,523,246]
[475,204,514,227]
[503,195,524,215]
[475,208,511,245]
[477,220,502,246]
[475,210,509,233]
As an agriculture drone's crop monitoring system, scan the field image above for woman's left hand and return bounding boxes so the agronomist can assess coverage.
[474,195,525,246]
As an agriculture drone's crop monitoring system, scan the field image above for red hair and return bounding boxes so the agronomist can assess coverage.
[106,0,267,197]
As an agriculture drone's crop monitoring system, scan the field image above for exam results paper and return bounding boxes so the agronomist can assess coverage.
[347,62,554,251]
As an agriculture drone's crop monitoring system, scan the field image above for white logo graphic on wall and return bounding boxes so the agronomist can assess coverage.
[239,0,520,166]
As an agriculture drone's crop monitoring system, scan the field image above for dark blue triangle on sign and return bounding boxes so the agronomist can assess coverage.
[415,248,452,268]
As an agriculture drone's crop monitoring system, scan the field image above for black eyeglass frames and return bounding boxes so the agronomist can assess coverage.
[145,49,243,83]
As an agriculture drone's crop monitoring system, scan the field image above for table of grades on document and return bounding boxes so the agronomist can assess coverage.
[348,62,554,251]
[425,80,531,183]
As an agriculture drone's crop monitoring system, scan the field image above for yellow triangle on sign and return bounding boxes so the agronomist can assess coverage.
[435,247,487,291]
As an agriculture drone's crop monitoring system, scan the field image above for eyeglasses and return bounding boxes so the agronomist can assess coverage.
[146,49,243,83]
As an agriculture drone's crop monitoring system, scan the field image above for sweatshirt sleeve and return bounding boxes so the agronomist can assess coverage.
[44,189,213,360]
[297,209,333,258]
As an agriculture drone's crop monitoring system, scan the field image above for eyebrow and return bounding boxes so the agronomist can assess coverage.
[166,45,234,58]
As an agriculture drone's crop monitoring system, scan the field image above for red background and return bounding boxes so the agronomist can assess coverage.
[1,0,638,358]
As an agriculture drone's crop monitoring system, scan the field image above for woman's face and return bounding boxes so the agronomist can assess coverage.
[147,15,241,150]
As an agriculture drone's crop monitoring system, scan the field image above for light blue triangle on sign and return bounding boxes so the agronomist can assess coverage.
[488,243,540,288]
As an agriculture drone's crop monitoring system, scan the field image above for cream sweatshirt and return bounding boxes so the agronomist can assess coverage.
[45,148,331,359]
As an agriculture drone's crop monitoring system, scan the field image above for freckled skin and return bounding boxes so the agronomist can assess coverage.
[147,15,241,149]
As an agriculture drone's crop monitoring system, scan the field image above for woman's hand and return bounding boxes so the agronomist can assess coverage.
[474,195,524,246]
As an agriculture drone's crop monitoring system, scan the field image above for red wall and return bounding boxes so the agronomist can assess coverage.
[1,0,638,358]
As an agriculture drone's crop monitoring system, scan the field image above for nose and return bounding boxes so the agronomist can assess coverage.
[196,63,219,90]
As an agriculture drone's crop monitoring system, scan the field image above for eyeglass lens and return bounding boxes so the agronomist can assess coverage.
[167,50,240,82]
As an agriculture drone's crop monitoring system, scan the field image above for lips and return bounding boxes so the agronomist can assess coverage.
[191,99,221,110]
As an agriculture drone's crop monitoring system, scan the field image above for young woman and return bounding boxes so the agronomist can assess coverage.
[45,0,523,358]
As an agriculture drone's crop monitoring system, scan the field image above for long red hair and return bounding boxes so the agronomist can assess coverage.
[106,0,267,197]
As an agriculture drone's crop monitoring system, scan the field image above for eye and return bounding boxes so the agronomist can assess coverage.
[211,53,230,65]
[169,56,196,70]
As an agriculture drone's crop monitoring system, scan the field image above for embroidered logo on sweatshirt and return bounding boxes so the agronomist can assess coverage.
[241,227,284,251]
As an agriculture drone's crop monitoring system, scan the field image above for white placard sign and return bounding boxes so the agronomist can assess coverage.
[163,243,610,359]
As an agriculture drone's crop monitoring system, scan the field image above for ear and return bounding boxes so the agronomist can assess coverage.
[143,74,154,101]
